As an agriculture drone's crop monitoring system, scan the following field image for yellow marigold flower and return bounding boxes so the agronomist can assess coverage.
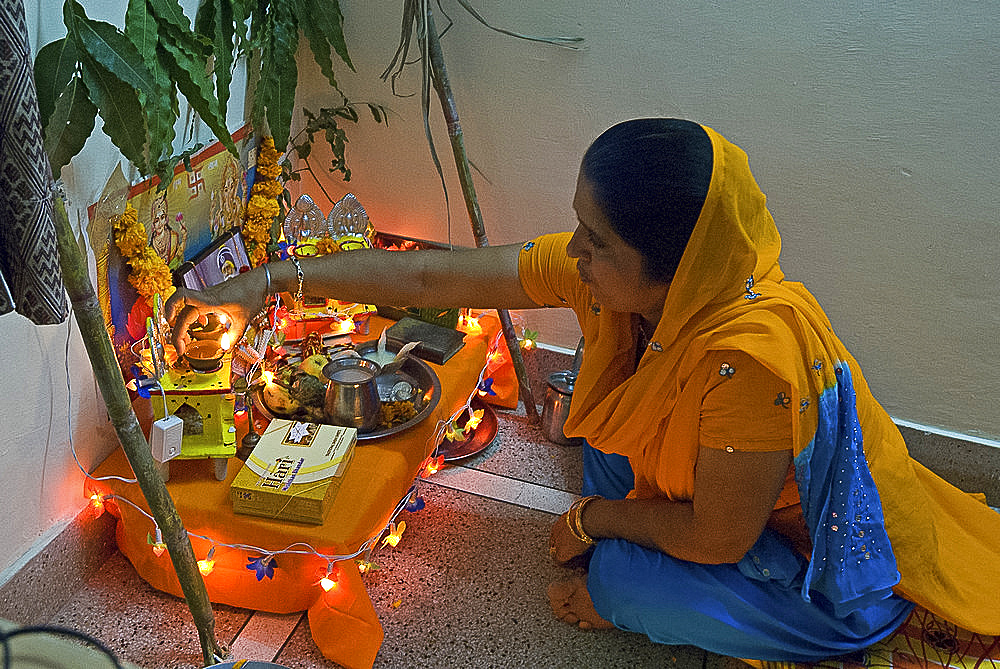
[113,204,148,259]
[242,136,285,266]
[127,247,173,302]
[249,246,268,266]
[256,180,284,198]
[314,238,340,254]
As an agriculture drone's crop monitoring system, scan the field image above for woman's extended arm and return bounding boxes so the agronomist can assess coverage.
[165,243,536,354]
[552,446,792,564]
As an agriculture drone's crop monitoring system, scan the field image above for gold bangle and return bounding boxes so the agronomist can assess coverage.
[565,510,581,541]
[567,495,600,545]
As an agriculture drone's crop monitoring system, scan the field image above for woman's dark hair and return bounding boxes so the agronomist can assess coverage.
[581,118,713,283]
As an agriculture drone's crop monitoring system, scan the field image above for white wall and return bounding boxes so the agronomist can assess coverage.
[0,0,241,579]
[294,0,999,441]
[3,0,996,578]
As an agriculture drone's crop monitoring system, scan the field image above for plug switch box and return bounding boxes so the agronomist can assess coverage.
[150,415,183,462]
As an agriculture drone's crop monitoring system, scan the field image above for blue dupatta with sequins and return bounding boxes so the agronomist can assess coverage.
[796,363,900,616]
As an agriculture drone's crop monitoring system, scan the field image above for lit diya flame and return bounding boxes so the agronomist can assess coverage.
[333,317,354,335]
[220,331,232,351]
[262,369,274,386]
[459,313,482,335]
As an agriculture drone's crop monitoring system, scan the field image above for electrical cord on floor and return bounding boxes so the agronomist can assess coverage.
[0,624,124,669]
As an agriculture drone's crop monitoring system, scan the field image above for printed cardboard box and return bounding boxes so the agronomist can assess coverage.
[230,419,357,524]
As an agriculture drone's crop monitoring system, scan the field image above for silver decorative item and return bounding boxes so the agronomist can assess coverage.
[326,193,374,248]
[283,193,325,243]
[323,357,382,432]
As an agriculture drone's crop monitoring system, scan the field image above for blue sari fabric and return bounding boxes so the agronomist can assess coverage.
[796,363,902,618]
[581,384,916,662]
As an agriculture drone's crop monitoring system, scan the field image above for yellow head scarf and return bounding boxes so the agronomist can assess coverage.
[564,125,828,485]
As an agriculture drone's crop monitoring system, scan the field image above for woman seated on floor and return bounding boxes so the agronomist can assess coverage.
[167,118,1000,662]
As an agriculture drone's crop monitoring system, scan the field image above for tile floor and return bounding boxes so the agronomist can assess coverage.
[48,403,745,669]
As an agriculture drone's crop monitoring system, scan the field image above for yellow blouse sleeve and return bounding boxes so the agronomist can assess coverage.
[516,232,588,311]
[699,350,793,453]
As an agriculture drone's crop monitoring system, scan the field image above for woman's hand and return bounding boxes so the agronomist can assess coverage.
[549,512,593,564]
[165,267,268,355]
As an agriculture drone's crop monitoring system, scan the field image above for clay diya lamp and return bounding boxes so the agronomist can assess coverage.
[188,312,226,341]
[183,340,225,372]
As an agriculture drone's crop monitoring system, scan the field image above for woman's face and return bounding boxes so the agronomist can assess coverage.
[566,173,670,323]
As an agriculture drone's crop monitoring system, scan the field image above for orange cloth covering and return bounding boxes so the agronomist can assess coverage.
[91,316,509,669]
[517,124,1000,634]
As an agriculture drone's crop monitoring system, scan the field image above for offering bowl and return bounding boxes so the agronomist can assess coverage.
[183,340,225,372]
[188,313,226,341]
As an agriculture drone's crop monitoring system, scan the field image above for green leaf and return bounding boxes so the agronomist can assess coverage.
[193,0,214,38]
[194,0,236,120]
[148,0,212,57]
[78,52,150,174]
[124,0,157,60]
[147,0,192,35]
[43,74,98,177]
[125,0,177,165]
[293,0,353,91]
[64,0,157,101]
[367,103,385,124]
[34,38,79,132]
[310,0,352,70]
[254,6,299,150]
[157,25,236,157]
[334,106,359,122]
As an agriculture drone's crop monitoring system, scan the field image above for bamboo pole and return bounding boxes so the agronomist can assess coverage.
[422,7,539,421]
[52,197,225,666]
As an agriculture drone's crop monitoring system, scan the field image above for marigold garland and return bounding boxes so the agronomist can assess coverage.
[112,203,175,306]
[243,137,283,266]
[314,238,341,255]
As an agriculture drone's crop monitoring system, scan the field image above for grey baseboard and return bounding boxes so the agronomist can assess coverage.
[0,506,117,625]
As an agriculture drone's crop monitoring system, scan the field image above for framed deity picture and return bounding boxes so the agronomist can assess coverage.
[174,228,251,290]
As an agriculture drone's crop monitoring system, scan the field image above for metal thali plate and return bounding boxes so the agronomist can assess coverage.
[252,340,442,441]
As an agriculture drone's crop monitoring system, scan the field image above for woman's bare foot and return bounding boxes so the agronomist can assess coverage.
[547,576,615,630]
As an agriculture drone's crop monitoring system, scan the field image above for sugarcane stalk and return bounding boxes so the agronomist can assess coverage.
[52,197,225,666]
[423,7,539,421]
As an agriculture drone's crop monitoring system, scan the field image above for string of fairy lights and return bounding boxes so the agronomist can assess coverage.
[81,308,526,594]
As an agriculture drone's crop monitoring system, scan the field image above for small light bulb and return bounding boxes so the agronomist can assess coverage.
[382,521,406,548]
[198,547,216,575]
[89,493,105,517]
